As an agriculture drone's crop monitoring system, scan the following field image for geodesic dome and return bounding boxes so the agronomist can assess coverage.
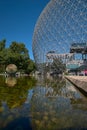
[32,0,87,71]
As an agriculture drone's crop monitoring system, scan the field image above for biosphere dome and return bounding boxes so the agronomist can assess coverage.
[32,0,87,71]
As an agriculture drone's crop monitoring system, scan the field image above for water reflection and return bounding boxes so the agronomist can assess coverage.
[0,76,87,130]
[0,76,36,109]
[5,77,17,87]
[3,117,32,130]
[30,76,87,130]
[0,76,36,130]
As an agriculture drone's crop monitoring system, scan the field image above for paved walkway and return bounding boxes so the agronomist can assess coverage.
[65,76,87,94]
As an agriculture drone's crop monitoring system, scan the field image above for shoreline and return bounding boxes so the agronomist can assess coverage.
[65,76,87,96]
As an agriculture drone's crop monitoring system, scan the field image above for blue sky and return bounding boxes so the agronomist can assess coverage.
[0,0,50,59]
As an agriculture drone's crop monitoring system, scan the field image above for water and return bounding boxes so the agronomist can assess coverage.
[0,75,87,130]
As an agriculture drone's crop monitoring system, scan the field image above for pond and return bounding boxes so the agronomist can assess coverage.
[0,75,87,130]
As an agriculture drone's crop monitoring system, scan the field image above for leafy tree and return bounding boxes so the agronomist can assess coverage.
[25,60,36,74]
[0,39,6,51]
[10,42,29,57]
[0,39,6,72]
[0,40,36,74]
[51,58,66,74]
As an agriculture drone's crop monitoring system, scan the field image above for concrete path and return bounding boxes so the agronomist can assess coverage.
[65,76,87,94]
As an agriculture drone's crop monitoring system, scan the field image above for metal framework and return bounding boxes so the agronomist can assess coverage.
[32,0,87,71]
[70,43,87,53]
[46,53,74,60]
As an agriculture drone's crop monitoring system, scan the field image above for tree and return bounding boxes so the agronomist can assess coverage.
[51,58,66,74]
[25,60,36,74]
[0,39,6,72]
[10,42,29,57]
[0,39,6,51]
[0,40,36,74]
[8,42,29,72]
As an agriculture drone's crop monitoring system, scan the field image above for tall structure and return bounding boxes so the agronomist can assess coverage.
[70,43,87,59]
[32,0,87,72]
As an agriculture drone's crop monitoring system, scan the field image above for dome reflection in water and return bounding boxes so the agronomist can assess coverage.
[0,76,87,130]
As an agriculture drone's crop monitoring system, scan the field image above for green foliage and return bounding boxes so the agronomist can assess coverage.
[0,76,37,109]
[52,58,66,73]
[10,41,29,55]
[0,39,36,74]
[0,39,6,51]
[26,60,36,74]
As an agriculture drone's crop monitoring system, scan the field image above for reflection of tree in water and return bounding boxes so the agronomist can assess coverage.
[44,76,78,98]
[70,96,87,111]
[35,76,83,99]
[30,77,69,130]
[45,77,66,97]
[0,76,36,109]
[30,77,87,130]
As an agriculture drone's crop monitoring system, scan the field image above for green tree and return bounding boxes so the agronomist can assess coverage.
[9,41,30,72]
[25,60,36,74]
[0,39,6,72]
[0,40,36,74]
[51,58,66,74]
[10,41,29,56]
[0,39,6,51]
